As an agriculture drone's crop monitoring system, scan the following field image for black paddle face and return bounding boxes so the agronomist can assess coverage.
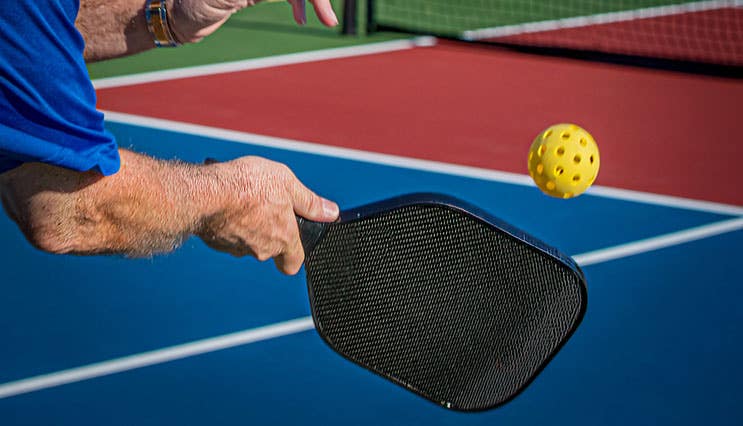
[299,194,586,411]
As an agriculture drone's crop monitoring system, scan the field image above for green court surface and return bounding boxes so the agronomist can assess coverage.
[87,1,404,79]
[371,0,704,35]
[87,0,725,79]
[2,2,741,425]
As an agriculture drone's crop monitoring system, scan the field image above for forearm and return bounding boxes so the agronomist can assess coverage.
[0,149,219,256]
[76,0,154,62]
[76,0,339,62]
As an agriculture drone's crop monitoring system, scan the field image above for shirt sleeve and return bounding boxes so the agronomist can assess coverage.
[0,0,120,176]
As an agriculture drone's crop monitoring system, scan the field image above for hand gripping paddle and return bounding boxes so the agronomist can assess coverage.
[297,193,587,411]
[203,158,584,411]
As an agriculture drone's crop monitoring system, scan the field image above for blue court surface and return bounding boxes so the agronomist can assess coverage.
[1,121,742,425]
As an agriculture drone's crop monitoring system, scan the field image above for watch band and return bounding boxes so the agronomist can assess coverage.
[145,0,180,47]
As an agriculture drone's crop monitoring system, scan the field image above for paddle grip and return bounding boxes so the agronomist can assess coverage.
[296,216,327,255]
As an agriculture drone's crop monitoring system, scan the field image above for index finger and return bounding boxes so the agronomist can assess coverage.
[309,0,338,26]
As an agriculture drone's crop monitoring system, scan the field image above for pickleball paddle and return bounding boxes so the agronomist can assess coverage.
[203,158,585,410]
[297,193,587,411]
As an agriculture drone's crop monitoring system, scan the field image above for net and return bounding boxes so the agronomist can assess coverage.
[354,0,743,66]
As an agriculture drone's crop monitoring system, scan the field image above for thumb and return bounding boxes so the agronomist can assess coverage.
[291,180,339,222]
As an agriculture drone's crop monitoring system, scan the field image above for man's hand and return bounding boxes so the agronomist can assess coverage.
[0,150,339,275]
[171,0,339,44]
[78,0,338,62]
[196,156,338,274]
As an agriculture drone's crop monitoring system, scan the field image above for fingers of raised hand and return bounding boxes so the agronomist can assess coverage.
[287,0,307,25]
[287,0,337,26]
[309,0,338,26]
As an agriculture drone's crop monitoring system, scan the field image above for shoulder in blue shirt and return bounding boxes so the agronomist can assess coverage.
[0,0,120,176]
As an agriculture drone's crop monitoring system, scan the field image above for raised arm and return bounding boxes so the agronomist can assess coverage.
[77,0,339,62]
[0,150,339,274]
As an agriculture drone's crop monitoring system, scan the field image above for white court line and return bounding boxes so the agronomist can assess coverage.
[2,1,734,403]
[463,0,743,40]
[0,317,315,400]
[92,37,436,89]
[102,111,743,216]
[574,216,743,266]
[0,217,741,400]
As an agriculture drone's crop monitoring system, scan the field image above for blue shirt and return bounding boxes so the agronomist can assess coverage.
[0,0,120,176]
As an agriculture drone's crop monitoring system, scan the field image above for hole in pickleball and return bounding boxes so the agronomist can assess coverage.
[555,166,564,176]
[556,146,565,156]
[573,154,581,164]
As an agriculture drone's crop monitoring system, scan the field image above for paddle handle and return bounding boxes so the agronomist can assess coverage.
[296,216,327,255]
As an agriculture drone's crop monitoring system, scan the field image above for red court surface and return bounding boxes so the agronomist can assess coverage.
[496,8,743,65]
[97,43,743,206]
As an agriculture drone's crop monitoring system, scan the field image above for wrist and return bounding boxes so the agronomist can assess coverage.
[145,0,181,47]
[165,0,196,45]
[167,162,227,236]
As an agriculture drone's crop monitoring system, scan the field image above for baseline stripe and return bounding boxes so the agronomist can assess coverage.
[92,37,436,89]
[102,111,743,216]
[0,219,740,399]
[463,0,743,40]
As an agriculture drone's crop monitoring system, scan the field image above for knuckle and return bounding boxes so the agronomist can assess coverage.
[304,193,321,213]
[29,228,67,254]
[277,253,303,276]
[281,223,298,245]
[277,162,292,174]
[255,252,271,262]
[283,261,302,276]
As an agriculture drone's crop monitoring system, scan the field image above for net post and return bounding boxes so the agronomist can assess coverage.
[365,0,376,34]
[341,0,358,35]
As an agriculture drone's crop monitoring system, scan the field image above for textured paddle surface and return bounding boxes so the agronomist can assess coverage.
[305,204,585,411]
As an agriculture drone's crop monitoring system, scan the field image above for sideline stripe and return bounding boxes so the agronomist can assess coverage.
[0,318,315,399]
[463,0,743,40]
[92,37,436,89]
[0,218,740,400]
[574,217,743,266]
[102,111,743,216]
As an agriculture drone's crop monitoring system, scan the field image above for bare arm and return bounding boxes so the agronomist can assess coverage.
[76,0,151,62]
[77,0,339,62]
[0,150,338,274]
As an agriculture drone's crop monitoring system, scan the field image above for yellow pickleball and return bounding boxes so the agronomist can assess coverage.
[528,124,600,199]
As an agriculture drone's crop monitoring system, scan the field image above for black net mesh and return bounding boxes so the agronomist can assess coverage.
[365,0,743,66]
[305,204,585,411]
